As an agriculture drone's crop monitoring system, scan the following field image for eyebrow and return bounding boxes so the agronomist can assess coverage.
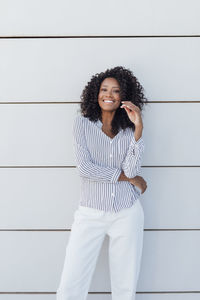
[102,85,120,88]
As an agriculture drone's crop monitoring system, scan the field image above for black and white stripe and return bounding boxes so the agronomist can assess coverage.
[73,115,145,212]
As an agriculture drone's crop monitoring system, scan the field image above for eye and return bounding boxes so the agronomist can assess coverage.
[114,90,120,93]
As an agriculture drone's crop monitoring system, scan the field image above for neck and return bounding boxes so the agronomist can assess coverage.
[100,111,116,126]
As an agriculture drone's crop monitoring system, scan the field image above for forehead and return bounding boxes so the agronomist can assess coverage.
[100,77,120,87]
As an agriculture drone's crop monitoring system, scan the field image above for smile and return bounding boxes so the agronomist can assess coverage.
[103,100,114,103]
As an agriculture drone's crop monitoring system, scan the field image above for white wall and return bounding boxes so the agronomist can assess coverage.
[0,1,199,299]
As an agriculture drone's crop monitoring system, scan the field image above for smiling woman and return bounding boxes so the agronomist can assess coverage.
[80,65,148,136]
[56,66,148,300]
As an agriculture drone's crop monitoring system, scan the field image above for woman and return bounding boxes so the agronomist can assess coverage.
[56,66,148,300]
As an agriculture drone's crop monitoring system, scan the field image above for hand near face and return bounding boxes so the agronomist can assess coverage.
[120,101,143,128]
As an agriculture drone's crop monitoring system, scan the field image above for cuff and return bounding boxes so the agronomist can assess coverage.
[129,136,145,155]
[132,135,145,147]
[111,168,122,183]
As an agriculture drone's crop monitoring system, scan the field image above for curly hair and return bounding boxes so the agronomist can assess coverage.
[79,66,149,135]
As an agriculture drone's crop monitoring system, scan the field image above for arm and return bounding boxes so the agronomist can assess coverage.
[73,116,121,183]
[121,129,145,178]
[120,101,145,178]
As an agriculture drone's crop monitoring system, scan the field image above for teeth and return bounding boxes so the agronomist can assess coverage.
[104,100,113,103]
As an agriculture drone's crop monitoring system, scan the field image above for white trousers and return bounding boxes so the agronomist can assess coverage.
[56,198,144,300]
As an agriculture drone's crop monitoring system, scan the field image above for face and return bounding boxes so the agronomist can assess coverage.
[97,77,121,112]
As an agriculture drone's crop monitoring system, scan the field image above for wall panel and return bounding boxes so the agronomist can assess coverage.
[0,231,199,292]
[0,38,199,102]
[0,103,199,166]
[0,0,199,36]
[0,167,199,229]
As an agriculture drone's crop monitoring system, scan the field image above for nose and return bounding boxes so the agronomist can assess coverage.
[106,90,112,97]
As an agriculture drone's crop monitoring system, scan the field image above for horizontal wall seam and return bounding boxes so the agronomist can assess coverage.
[0,291,200,294]
[0,35,200,39]
[0,166,200,168]
[0,101,200,104]
[0,229,199,231]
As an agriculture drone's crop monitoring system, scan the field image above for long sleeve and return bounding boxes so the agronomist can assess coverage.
[121,134,145,178]
[73,116,121,183]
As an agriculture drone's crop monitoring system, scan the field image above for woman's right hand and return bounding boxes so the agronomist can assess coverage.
[129,176,147,194]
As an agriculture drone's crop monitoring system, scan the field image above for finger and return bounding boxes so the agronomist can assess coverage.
[121,101,138,108]
[121,105,130,112]
[121,102,136,109]
[121,104,137,112]
[121,106,132,114]
[121,102,141,111]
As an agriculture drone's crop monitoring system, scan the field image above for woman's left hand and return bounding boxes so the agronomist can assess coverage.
[120,101,143,128]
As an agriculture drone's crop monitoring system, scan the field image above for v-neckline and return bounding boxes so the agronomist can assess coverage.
[96,119,122,141]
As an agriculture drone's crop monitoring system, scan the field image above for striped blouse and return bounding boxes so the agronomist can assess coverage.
[73,114,145,213]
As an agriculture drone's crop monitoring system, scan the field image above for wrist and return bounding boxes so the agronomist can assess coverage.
[134,124,143,132]
[118,170,130,182]
[134,130,143,142]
